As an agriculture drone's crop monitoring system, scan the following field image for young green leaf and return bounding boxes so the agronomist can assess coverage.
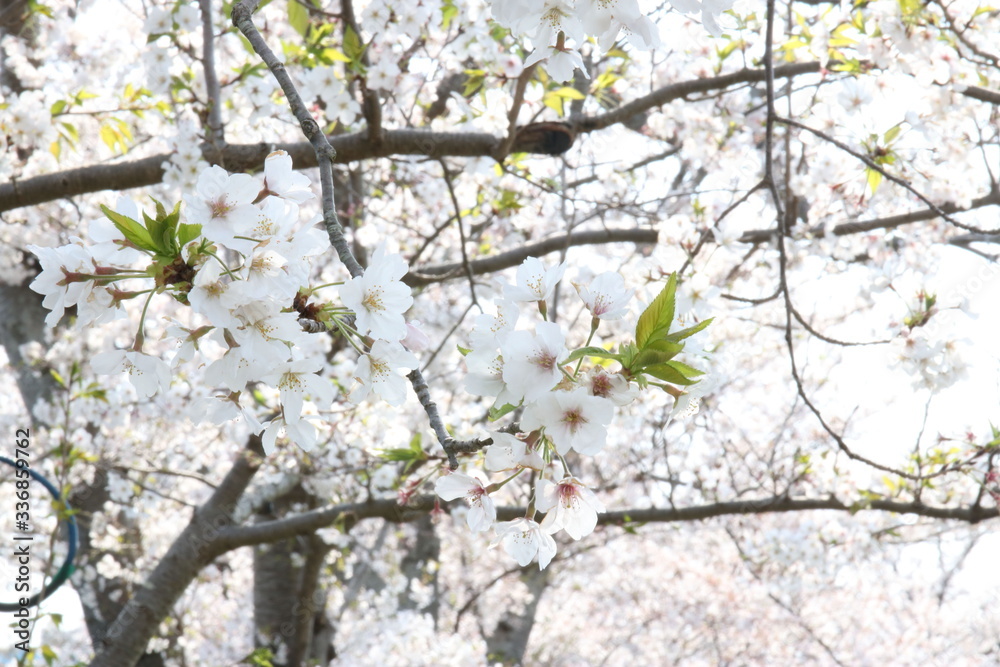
[635,273,677,348]
[642,363,698,386]
[563,346,623,365]
[664,317,713,343]
[488,402,519,422]
[629,340,684,371]
[100,205,157,252]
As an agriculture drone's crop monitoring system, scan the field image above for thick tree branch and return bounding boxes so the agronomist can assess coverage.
[404,228,658,287]
[211,494,999,552]
[89,438,265,667]
[737,187,1000,244]
[2,65,995,215]
[0,62,836,214]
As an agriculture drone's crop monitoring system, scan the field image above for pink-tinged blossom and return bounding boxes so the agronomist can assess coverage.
[500,322,568,402]
[575,271,634,320]
[27,242,99,328]
[262,150,314,203]
[583,367,638,406]
[504,257,567,303]
[492,518,557,569]
[338,244,413,342]
[485,432,545,471]
[402,320,431,352]
[536,477,606,540]
[92,350,171,398]
[260,357,334,424]
[435,471,497,532]
[521,387,615,456]
[349,340,419,406]
[165,320,213,367]
[184,165,261,251]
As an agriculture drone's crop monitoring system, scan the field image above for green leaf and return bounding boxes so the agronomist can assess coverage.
[664,360,704,378]
[288,0,310,37]
[49,369,66,388]
[59,122,79,145]
[441,0,458,29]
[630,340,684,371]
[177,223,202,248]
[320,47,351,63]
[50,99,67,116]
[591,71,619,92]
[865,167,883,194]
[563,346,622,365]
[663,317,713,343]
[372,447,426,462]
[643,363,698,385]
[100,205,157,252]
[143,209,165,252]
[343,25,365,61]
[240,647,275,667]
[488,402,519,422]
[636,273,677,348]
[463,69,485,97]
[883,124,902,145]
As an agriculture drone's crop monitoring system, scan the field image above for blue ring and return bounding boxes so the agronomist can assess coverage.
[0,455,79,611]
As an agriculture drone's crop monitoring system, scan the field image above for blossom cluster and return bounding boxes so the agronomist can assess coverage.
[436,258,708,568]
[27,154,418,455]
[487,0,734,82]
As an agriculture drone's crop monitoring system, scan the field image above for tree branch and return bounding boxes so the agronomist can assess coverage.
[211,493,999,552]
[404,228,658,287]
[89,437,265,667]
[737,188,1000,244]
[0,62,835,214]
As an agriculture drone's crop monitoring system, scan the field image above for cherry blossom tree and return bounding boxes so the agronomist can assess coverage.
[2,0,1000,665]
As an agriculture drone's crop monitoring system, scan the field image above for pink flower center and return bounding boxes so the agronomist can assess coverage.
[561,408,587,432]
[590,373,612,397]
[532,350,557,371]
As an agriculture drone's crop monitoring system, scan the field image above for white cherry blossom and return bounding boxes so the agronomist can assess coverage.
[504,256,567,304]
[575,271,634,321]
[492,517,557,569]
[536,477,606,540]
[261,150,314,203]
[485,432,545,471]
[349,340,419,406]
[464,349,521,407]
[500,321,568,402]
[339,244,413,342]
[92,349,171,398]
[184,165,262,251]
[435,471,497,532]
[521,387,615,455]
[469,299,520,350]
[260,357,334,424]
[582,367,638,406]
